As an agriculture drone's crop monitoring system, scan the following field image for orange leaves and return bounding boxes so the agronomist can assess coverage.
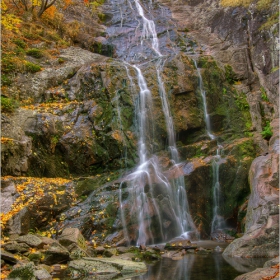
[0,268,9,279]
[1,137,14,144]
[43,5,56,20]
[63,0,73,9]
[261,264,280,280]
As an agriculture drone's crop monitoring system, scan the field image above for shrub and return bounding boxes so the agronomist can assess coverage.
[2,55,17,73]
[1,74,12,86]
[13,39,27,49]
[225,64,237,84]
[1,96,18,113]
[26,48,44,58]
[25,62,42,73]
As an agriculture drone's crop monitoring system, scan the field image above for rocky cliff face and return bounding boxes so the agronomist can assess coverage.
[1,0,279,258]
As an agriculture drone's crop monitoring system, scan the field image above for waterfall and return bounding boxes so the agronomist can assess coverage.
[194,60,215,140]
[133,0,162,56]
[194,60,226,235]
[119,63,196,245]
[115,0,196,244]
[155,59,196,234]
[211,145,226,233]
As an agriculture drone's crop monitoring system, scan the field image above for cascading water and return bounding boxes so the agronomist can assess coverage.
[211,145,226,234]
[115,0,196,245]
[194,60,215,140]
[155,59,196,235]
[134,0,162,56]
[194,60,226,235]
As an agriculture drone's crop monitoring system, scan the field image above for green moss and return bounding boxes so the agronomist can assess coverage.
[259,11,279,30]
[8,265,34,279]
[28,252,42,263]
[235,91,249,110]
[74,177,103,196]
[97,13,106,22]
[225,65,238,85]
[257,0,274,10]
[197,57,211,68]
[271,66,279,73]
[58,57,65,64]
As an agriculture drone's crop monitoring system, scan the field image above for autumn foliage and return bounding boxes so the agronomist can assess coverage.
[0,176,75,237]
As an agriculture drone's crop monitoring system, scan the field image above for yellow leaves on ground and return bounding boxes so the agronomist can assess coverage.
[21,100,82,115]
[1,137,14,144]
[0,269,9,279]
[0,176,72,231]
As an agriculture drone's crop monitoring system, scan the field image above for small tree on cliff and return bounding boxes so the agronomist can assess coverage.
[7,0,57,17]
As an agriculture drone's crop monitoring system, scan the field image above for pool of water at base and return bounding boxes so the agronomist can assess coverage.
[131,242,270,280]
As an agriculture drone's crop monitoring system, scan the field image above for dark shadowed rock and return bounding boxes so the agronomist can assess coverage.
[42,243,70,265]
[0,250,18,264]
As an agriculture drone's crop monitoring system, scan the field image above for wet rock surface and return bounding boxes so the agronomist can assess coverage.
[223,120,279,258]
[1,231,151,279]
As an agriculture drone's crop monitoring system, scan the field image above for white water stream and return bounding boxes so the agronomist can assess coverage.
[117,0,196,245]
[194,60,226,234]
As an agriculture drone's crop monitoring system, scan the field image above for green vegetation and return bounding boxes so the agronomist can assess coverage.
[26,48,44,58]
[271,66,279,73]
[13,38,27,49]
[225,65,238,85]
[1,74,12,86]
[259,11,279,30]
[58,57,65,64]
[260,87,269,101]
[235,91,250,110]
[25,62,42,73]
[7,265,34,280]
[221,0,273,9]
[1,96,19,113]
[257,0,274,10]
[261,121,273,140]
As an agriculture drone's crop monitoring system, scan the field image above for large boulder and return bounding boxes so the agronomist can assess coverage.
[234,265,279,280]
[58,227,87,250]
[223,119,279,258]
[68,257,147,278]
